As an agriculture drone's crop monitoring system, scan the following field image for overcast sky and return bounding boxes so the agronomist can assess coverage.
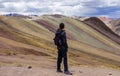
[0,0,120,18]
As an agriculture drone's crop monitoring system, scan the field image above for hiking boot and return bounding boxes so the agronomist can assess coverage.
[57,70,63,73]
[64,70,72,75]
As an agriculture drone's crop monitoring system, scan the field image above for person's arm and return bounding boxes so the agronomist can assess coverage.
[61,31,68,48]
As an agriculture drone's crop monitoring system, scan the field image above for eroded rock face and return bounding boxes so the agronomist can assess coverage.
[115,28,120,36]
[111,19,120,36]
[84,17,120,44]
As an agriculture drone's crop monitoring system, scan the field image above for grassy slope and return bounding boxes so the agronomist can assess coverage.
[35,15,120,68]
[36,15,120,51]
[0,16,55,56]
[0,15,120,69]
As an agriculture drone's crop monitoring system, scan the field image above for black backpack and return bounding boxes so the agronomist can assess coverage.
[53,31,63,46]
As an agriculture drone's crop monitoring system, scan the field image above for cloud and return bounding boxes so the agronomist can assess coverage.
[0,0,40,2]
[0,3,4,8]
[50,5,98,16]
[2,2,26,12]
[108,11,120,18]
[0,0,120,17]
[100,0,120,7]
[0,0,20,2]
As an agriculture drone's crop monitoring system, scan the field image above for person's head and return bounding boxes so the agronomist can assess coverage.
[59,23,65,30]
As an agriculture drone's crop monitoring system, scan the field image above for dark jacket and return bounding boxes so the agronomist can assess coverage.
[55,29,68,48]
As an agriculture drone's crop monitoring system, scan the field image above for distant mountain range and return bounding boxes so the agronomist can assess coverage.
[3,13,38,17]
[1,13,120,36]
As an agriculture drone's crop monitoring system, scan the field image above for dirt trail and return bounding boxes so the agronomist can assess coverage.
[0,66,120,76]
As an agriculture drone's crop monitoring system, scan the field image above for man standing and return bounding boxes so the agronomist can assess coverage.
[54,23,72,75]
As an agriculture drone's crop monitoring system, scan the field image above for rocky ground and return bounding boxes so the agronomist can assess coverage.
[0,66,120,76]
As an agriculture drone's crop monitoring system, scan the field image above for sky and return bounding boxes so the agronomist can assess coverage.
[0,0,120,18]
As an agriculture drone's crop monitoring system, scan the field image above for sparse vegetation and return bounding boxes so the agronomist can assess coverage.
[0,15,120,70]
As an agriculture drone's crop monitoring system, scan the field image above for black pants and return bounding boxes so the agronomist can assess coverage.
[57,46,68,71]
